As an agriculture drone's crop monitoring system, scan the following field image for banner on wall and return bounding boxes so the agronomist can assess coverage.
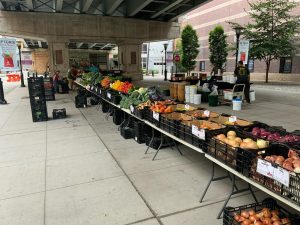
[21,51,33,70]
[238,40,250,65]
[0,38,19,71]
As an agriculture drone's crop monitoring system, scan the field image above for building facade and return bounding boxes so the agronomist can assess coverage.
[181,0,300,81]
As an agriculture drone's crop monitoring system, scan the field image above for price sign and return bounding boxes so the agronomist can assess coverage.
[107,93,111,99]
[153,112,160,121]
[273,167,290,187]
[256,158,274,179]
[185,104,190,110]
[130,105,134,113]
[204,110,210,117]
[198,129,206,140]
[229,116,237,123]
[100,89,102,94]
[135,136,138,141]
[192,125,199,136]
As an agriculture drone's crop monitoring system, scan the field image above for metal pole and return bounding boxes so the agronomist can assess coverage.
[18,45,25,87]
[164,49,167,81]
[235,33,240,69]
[0,78,7,104]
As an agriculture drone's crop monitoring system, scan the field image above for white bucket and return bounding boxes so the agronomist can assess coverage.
[185,85,190,94]
[185,95,190,103]
[250,91,255,102]
[190,85,197,94]
[229,75,236,84]
[194,94,202,105]
[227,92,233,100]
[232,99,242,111]
[189,94,194,103]
[223,91,229,100]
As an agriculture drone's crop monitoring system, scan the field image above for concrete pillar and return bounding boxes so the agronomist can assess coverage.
[48,42,70,77]
[118,44,142,81]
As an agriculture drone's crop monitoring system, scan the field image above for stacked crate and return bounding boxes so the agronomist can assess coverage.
[43,77,55,101]
[28,77,48,122]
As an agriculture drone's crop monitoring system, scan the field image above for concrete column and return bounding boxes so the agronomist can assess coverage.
[48,42,70,77]
[118,44,142,81]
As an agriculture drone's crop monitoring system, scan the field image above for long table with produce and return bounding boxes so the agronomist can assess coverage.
[74,75,300,224]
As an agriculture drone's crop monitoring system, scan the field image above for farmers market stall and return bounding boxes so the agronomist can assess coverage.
[73,76,300,224]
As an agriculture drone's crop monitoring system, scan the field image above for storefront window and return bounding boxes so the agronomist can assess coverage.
[248,59,254,72]
[199,61,205,71]
[279,57,292,73]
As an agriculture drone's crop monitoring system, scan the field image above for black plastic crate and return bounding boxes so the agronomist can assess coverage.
[52,108,66,120]
[45,94,55,101]
[75,95,87,108]
[111,94,122,105]
[113,108,124,125]
[143,108,161,127]
[133,121,147,144]
[132,107,147,119]
[120,126,134,139]
[31,109,48,122]
[101,100,109,113]
[223,198,300,225]
[90,97,100,105]
[207,127,264,175]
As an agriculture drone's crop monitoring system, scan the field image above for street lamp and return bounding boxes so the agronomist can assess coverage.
[17,42,25,87]
[233,26,244,68]
[163,43,168,81]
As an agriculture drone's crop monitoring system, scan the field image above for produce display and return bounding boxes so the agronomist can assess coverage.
[233,208,291,225]
[150,101,173,113]
[100,77,111,88]
[251,127,300,143]
[215,131,269,149]
[119,88,149,109]
[111,80,134,94]
[263,149,300,173]
[80,72,101,86]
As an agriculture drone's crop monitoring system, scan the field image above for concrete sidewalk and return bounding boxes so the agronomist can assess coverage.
[0,85,297,225]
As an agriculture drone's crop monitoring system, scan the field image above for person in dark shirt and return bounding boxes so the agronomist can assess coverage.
[234,61,250,103]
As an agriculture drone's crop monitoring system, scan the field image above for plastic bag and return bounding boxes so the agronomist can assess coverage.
[209,86,218,96]
[202,83,210,92]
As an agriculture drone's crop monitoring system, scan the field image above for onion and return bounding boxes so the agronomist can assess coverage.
[249,215,259,222]
[263,209,271,218]
[281,218,290,224]
[243,138,253,143]
[241,211,250,219]
[242,219,251,225]
[234,215,240,221]
[272,221,282,225]
[257,139,268,149]
[227,130,236,137]
[246,141,259,149]
[248,210,255,216]
[235,137,242,144]
[216,134,226,141]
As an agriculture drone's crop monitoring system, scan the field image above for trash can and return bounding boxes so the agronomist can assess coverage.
[208,95,218,107]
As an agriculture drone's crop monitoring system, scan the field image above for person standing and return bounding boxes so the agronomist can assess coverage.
[68,65,78,90]
[53,70,60,93]
[234,60,250,103]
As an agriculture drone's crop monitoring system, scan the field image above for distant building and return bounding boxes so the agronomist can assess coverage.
[181,0,300,81]
[141,40,174,75]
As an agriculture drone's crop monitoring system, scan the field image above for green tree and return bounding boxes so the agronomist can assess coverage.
[235,0,299,83]
[181,25,200,76]
[209,25,228,74]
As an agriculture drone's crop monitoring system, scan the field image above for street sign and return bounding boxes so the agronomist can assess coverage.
[174,54,180,62]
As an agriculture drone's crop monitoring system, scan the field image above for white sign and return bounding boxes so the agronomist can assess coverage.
[256,158,290,187]
[185,104,190,110]
[273,166,290,187]
[107,93,111,99]
[238,40,250,65]
[0,38,19,71]
[229,116,237,123]
[130,105,134,113]
[100,89,102,94]
[153,112,159,121]
[204,110,210,117]
[192,125,206,140]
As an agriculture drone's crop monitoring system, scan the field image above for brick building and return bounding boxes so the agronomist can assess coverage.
[181,0,300,81]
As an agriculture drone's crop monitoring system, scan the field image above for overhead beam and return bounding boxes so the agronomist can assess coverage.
[74,1,80,13]
[38,41,42,48]
[22,39,28,48]
[104,0,124,16]
[82,0,94,12]
[88,43,97,48]
[127,0,154,17]
[151,0,184,19]
[101,43,110,49]
[56,0,63,12]
[26,0,33,10]
[76,42,84,48]
[168,0,208,22]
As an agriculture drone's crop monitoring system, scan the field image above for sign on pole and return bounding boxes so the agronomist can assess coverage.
[238,40,250,65]
[0,38,18,71]
[174,54,180,62]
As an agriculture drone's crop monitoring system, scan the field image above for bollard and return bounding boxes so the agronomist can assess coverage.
[0,78,7,104]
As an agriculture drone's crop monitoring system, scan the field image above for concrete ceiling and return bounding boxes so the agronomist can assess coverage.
[0,0,209,21]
